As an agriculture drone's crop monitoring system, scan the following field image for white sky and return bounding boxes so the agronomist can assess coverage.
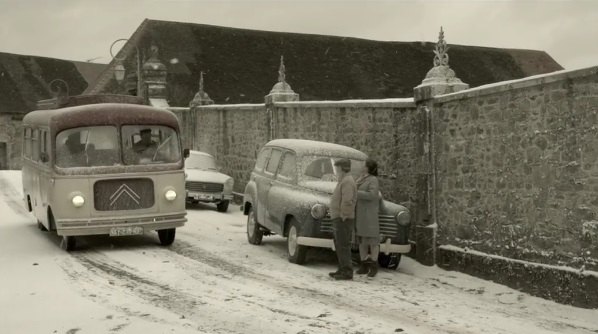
[1,0,597,70]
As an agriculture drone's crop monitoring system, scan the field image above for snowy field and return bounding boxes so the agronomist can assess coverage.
[0,170,597,334]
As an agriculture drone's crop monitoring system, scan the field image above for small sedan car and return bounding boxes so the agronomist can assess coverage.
[185,150,234,212]
[242,139,411,269]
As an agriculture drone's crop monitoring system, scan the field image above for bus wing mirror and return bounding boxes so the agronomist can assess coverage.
[40,152,49,163]
[183,148,190,159]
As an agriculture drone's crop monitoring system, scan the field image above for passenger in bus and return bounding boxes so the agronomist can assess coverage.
[59,132,88,167]
[133,129,158,158]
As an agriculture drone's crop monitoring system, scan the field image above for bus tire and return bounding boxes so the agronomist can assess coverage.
[61,236,76,251]
[37,220,48,231]
[216,200,229,212]
[158,228,176,246]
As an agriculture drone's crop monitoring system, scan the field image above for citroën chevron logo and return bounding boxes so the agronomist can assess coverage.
[109,184,141,207]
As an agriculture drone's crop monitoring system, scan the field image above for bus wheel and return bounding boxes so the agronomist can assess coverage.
[158,228,176,246]
[37,220,48,231]
[61,236,76,252]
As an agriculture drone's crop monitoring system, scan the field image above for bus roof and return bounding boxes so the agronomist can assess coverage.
[23,103,180,132]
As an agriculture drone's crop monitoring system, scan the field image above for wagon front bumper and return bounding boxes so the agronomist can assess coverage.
[297,236,411,254]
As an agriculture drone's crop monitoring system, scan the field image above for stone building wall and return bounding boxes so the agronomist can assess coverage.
[0,114,21,170]
[431,67,598,271]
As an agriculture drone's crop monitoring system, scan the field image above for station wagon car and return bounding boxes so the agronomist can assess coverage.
[185,150,234,212]
[242,139,411,269]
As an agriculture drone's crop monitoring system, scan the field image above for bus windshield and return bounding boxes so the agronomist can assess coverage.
[55,125,182,168]
[56,126,120,168]
[122,125,181,165]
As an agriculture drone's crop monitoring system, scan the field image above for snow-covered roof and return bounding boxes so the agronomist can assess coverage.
[266,139,367,159]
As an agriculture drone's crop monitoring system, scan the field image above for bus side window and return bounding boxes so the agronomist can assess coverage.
[40,130,48,164]
[32,129,39,162]
[23,127,32,159]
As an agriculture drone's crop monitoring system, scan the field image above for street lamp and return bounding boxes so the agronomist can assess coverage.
[110,38,142,97]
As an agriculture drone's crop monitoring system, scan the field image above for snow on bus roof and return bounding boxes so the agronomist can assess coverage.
[266,139,367,158]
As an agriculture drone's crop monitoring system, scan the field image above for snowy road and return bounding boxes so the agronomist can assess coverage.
[1,171,597,334]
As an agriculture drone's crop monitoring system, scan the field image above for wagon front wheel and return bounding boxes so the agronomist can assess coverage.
[287,218,307,264]
[378,253,401,270]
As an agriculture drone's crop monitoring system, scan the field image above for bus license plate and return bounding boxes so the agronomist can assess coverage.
[110,226,144,237]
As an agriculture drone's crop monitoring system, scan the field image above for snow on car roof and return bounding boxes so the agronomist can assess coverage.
[266,139,367,159]
[189,150,214,158]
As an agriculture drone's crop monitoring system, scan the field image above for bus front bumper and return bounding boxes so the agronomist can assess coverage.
[55,213,187,236]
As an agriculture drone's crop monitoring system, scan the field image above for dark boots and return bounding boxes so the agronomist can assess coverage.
[355,261,369,275]
[367,259,378,278]
[355,259,378,277]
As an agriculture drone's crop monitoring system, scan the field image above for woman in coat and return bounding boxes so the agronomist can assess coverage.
[355,158,380,277]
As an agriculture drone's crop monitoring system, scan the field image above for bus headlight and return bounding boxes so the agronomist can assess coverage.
[396,210,411,226]
[311,203,327,219]
[165,190,177,201]
[72,195,85,208]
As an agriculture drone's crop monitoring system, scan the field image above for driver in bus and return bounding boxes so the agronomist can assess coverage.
[133,128,158,158]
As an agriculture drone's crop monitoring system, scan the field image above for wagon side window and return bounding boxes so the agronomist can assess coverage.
[255,148,271,172]
[277,152,297,182]
[265,149,282,175]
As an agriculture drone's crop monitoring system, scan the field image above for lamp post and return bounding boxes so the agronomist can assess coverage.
[110,38,142,97]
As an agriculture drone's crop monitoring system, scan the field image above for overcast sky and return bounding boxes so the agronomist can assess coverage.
[1,0,597,70]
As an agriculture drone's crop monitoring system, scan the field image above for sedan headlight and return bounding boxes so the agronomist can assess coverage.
[165,190,177,201]
[311,203,327,219]
[396,210,411,226]
[71,195,85,208]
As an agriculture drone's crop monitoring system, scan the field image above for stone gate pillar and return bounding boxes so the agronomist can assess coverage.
[142,45,169,108]
[264,56,299,140]
[412,27,469,266]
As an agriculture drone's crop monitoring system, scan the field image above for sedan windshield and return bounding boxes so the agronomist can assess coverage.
[300,155,365,182]
[186,154,217,170]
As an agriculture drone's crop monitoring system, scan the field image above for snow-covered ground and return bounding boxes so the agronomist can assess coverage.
[1,170,597,334]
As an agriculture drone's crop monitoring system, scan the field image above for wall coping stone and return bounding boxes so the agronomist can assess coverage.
[433,65,598,104]
[195,103,265,110]
[274,98,416,108]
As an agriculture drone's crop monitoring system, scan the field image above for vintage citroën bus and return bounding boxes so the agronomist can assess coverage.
[21,95,188,250]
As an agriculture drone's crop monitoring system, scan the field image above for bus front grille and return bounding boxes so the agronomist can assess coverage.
[94,178,154,211]
[185,181,223,193]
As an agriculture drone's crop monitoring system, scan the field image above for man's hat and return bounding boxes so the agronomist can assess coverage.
[140,128,152,134]
[334,158,351,169]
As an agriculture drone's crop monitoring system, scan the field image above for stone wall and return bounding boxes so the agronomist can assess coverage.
[431,67,598,271]
[190,99,420,204]
[0,114,21,170]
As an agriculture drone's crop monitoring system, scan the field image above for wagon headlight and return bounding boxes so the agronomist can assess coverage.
[71,195,85,208]
[311,203,327,219]
[396,210,411,226]
[165,190,177,201]
[224,178,234,191]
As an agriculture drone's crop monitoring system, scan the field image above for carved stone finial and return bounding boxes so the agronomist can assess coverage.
[278,55,286,83]
[190,70,214,107]
[433,26,449,67]
[199,71,205,93]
